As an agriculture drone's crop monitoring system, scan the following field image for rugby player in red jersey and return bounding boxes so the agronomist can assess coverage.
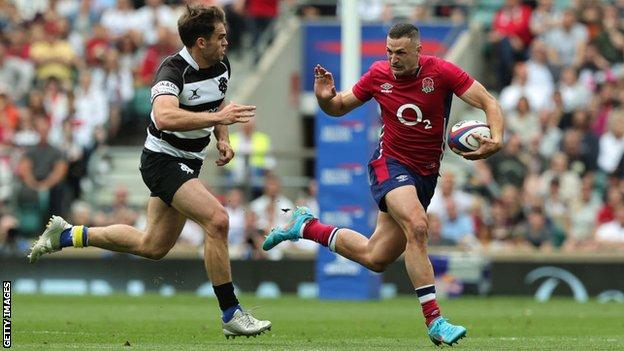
[264,23,504,345]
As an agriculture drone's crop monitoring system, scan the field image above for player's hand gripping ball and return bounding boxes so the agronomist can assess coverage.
[448,120,491,154]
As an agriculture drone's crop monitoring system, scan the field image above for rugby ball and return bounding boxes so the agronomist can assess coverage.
[448,120,491,154]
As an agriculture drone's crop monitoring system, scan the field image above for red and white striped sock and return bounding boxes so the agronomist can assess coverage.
[415,284,441,326]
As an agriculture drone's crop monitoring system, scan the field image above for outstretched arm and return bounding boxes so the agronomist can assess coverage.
[153,95,255,131]
[314,64,365,117]
[458,80,504,160]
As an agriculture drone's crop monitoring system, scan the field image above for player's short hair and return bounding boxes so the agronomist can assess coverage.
[178,5,226,48]
[388,23,420,43]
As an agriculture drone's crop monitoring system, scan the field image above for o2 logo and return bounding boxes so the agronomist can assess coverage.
[396,103,432,129]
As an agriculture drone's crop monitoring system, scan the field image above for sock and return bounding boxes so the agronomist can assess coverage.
[301,219,338,249]
[213,282,240,322]
[221,304,241,323]
[59,226,89,248]
[415,284,441,326]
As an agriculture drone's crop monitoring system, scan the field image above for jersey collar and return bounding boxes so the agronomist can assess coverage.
[179,46,200,71]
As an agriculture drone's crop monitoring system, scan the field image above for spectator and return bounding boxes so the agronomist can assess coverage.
[101,185,138,226]
[564,178,601,252]
[218,0,246,55]
[594,203,624,249]
[543,8,588,69]
[506,96,540,147]
[530,0,561,40]
[93,48,135,140]
[593,5,624,65]
[597,110,624,174]
[42,78,70,145]
[525,40,555,94]
[72,70,109,149]
[569,109,599,172]
[488,0,533,88]
[561,129,594,176]
[29,21,77,85]
[486,134,527,188]
[249,174,294,236]
[70,200,94,226]
[519,208,553,250]
[134,0,176,46]
[227,119,275,194]
[100,0,138,42]
[487,200,517,250]
[558,67,591,114]
[440,200,476,247]
[16,117,68,230]
[499,63,551,113]
[539,152,582,202]
[246,0,279,61]
[0,41,34,104]
[428,171,473,219]
[225,187,247,257]
[596,186,623,225]
[0,91,20,144]
[537,108,563,159]
[427,213,455,247]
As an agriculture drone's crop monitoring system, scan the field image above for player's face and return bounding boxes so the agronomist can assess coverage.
[386,36,421,77]
[199,22,228,63]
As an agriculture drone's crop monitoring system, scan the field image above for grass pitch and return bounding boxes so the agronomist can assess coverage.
[11,294,624,350]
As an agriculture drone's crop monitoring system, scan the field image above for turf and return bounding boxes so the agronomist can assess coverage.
[11,294,624,350]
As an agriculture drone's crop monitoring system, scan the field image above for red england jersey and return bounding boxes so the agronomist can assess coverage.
[352,55,474,176]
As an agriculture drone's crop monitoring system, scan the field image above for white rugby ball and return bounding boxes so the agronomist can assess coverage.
[447,120,491,154]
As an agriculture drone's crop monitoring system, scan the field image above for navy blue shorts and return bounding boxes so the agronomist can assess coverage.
[368,155,438,213]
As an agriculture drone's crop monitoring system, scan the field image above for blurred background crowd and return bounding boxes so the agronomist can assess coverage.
[0,0,622,260]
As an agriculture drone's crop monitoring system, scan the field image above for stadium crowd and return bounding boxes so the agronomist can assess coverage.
[1,0,623,259]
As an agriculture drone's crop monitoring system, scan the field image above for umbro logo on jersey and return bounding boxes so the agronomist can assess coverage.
[179,163,194,174]
[189,88,201,100]
[380,82,393,93]
[396,174,409,182]
[422,77,435,93]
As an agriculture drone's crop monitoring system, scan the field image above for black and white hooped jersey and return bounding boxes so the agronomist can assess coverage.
[145,46,230,160]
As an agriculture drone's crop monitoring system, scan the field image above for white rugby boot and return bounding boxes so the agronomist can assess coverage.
[27,216,72,263]
[222,309,272,339]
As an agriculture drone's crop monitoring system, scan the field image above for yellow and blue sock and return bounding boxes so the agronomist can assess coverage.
[59,225,89,248]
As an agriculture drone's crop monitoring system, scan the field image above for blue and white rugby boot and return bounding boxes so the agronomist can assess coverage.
[427,317,467,346]
[262,207,314,251]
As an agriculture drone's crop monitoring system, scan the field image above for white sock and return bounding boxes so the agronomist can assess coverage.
[328,228,340,252]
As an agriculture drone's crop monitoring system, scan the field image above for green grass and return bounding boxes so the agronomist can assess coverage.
[11,294,624,350]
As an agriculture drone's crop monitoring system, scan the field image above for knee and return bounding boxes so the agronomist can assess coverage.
[404,216,429,247]
[202,209,229,241]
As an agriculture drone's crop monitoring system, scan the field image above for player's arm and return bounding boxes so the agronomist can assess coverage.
[213,101,235,166]
[458,80,504,160]
[152,95,255,132]
[314,64,365,117]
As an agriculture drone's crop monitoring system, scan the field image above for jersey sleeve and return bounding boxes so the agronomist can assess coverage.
[351,64,375,102]
[441,59,474,96]
[150,60,184,104]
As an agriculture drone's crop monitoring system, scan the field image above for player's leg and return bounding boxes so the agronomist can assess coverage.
[170,178,271,338]
[88,197,186,258]
[27,196,186,262]
[330,211,405,272]
[384,185,466,346]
